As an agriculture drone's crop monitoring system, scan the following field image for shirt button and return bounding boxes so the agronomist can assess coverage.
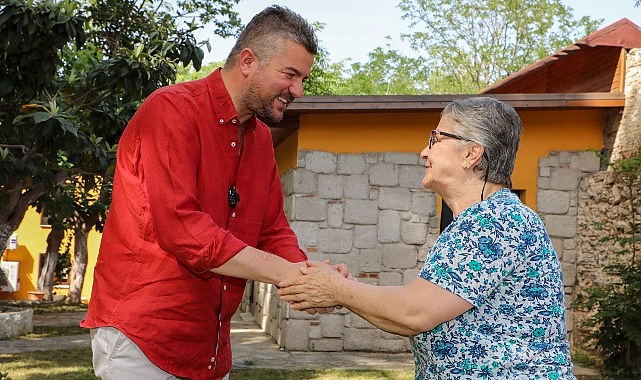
[231,212,236,218]
[211,357,216,362]
[232,119,237,124]
[219,118,224,124]
[208,365,212,370]
[231,141,237,148]
[223,285,227,291]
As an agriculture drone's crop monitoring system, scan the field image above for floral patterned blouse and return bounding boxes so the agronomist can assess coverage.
[411,188,575,379]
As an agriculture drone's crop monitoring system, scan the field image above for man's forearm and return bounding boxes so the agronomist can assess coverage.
[210,246,303,284]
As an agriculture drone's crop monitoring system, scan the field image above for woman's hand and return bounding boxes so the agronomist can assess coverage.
[278,261,347,310]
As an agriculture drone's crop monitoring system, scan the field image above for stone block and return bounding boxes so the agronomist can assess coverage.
[345,313,373,329]
[292,196,326,221]
[354,225,377,249]
[562,262,576,286]
[344,199,379,224]
[306,151,337,174]
[539,155,560,168]
[537,190,570,214]
[370,163,398,186]
[570,151,601,173]
[311,338,344,352]
[337,154,367,174]
[537,176,551,189]
[379,187,411,211]
[318,228,353,253]
[559,151,571,164]
[378,210,401,243]
[0,307,33,339]
[403,268,421,284]
[549,237,563,258]
[378,271,402,286]
[399,165,425,189]
[382,243,418,269]
[344,175,370,199]
[550,168,580,191]
[320,314,344,338]
[344,328,384,351]
[544,215,577,238]
[411,191,437,216]
[401,221,428,245]
[291,169,318,194]
[282,319,310,351]
[327,202,344,228]
[384,152,418,165]
[290,221,319,248]
[358,248,382,272]
[563,238,576,250]
[318,174,345,199]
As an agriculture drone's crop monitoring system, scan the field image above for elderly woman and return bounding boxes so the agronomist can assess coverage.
[278,97,575,379]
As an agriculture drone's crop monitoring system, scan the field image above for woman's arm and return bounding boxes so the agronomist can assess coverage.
[278,262,473,336]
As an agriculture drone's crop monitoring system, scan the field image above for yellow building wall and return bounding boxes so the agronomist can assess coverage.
[296,109,604,211]
[1,208,100,302]
[0,108,605,301]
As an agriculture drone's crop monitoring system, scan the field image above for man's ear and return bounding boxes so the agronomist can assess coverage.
[238,48,257,77]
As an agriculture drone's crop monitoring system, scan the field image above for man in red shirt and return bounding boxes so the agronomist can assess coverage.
[82,6,337,380]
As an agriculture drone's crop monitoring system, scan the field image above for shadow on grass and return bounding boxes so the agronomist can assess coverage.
[0,347,96,380]
[1,348,414,380]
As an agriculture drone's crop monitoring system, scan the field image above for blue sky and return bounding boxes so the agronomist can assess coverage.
[199,0,640,64]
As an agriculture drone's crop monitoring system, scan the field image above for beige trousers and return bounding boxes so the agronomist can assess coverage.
[91,326,229,380]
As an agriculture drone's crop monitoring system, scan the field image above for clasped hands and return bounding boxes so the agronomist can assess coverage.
[278,260,353,315]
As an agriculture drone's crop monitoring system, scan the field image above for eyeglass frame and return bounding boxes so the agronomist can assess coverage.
[428,130,474,149]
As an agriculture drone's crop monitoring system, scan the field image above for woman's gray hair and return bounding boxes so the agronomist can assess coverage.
[224,5,317,68]
[443,97,522,188]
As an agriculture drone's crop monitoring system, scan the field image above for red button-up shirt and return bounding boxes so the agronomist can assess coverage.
[81,69,306,379]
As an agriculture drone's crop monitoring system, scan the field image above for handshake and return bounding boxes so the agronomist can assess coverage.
[277,260,354,315]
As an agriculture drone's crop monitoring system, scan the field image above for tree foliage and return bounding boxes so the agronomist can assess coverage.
[334,41,429,95]
[397,0,602,93]
[0,0,241,297]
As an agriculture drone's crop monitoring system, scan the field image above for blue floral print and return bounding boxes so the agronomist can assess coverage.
[411,189,575,379]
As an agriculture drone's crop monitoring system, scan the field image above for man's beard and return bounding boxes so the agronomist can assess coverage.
[240,86,282,124]
[239,75,292,124]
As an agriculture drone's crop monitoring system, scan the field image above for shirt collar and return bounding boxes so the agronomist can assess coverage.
[207,68,257,132]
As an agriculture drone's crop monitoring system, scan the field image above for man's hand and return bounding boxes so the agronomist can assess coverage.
[278,261,347,311]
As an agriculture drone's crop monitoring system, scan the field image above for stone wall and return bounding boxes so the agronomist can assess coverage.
[239,148,606,352]
[242,150,439,352]
[573,169,639,346]
[536,150,602,341]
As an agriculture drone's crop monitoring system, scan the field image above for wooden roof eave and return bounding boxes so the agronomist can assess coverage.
[283,93,625,114]
[269,93,625,147]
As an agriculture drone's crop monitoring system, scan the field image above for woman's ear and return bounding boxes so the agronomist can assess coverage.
[465,143,485,168]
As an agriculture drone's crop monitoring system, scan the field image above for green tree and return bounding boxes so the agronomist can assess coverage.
[335,40,429,95]
[398,0,602,93]
[0,0,241,298]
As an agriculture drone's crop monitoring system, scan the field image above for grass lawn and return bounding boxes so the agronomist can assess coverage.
[0,348,414,380]
[0,301,601,379]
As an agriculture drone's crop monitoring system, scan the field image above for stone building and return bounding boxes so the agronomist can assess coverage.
[237,18,641,353]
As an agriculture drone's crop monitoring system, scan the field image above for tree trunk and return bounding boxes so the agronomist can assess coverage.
[37,228,65,300]
[67,223,89,303]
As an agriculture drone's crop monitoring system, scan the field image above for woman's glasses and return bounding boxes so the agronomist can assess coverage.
[428,130,473,149]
